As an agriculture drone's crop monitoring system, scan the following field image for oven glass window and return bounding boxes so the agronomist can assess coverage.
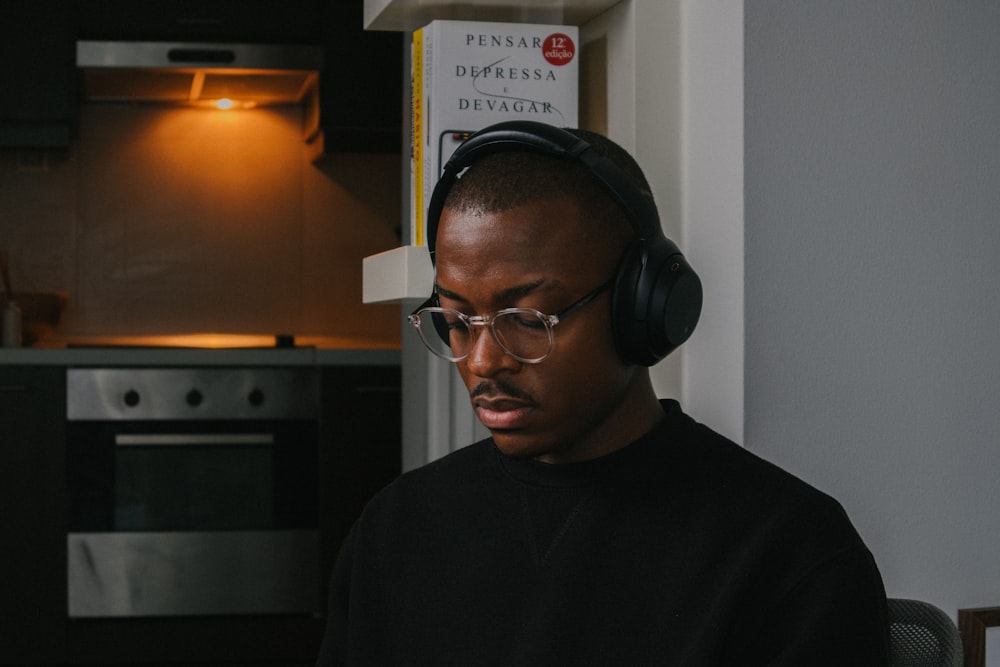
[115,444,274,531]
[67,421,318,533]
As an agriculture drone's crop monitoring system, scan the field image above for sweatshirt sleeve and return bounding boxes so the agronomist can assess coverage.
[737,542,891,666]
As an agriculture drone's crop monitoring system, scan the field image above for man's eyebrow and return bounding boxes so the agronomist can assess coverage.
[435,279,548,304]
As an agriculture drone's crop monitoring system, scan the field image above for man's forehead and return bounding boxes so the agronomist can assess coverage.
[434,276,556,304]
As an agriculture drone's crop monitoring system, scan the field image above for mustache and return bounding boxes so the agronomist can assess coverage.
[470,380,534,403]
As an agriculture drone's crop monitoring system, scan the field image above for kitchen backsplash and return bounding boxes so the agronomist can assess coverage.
[0,104,402,347]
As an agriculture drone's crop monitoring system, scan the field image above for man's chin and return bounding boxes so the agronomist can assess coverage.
[489,431,549,460]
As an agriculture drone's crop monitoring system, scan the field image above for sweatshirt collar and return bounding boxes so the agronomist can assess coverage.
[495,399,680,487]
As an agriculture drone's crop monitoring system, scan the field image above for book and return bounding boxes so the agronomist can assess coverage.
[410,20,580,247]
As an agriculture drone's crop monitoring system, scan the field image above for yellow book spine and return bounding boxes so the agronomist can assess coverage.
[412,27,425,246]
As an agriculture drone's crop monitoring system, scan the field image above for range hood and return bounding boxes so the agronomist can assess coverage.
[76,41,323,109]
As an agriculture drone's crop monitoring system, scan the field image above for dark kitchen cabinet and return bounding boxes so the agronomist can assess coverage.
[0,366,68,663]
[76,0,325,44]
[0,2,77,147]
[318,364,402,573]
[318,2,404,154]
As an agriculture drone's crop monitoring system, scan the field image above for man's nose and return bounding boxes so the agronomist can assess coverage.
[464,324,520,376]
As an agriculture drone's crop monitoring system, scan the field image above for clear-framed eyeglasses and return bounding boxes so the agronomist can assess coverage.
[408,280,613,364]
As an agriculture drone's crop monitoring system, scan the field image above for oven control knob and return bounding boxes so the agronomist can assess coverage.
[186,388,203,407]
[248,388,265,407]
[123,389,140,407]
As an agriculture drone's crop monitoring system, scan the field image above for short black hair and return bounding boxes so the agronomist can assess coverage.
[442,128,657,243]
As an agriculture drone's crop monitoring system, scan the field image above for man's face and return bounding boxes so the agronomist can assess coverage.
[433,194,650,463]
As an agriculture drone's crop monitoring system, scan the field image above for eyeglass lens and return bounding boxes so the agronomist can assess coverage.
[417,309,553,363]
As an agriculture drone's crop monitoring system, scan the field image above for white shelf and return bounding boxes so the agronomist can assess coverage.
[364,0,622,31]
[362,245,434,304]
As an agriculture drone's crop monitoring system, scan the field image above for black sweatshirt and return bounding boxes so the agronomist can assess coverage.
[317,400,889,666]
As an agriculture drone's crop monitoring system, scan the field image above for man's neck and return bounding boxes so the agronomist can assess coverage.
[534,372,664,465]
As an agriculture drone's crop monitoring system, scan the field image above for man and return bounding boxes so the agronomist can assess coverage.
[316,121,889,665]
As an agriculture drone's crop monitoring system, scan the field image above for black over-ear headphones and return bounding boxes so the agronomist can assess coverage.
[425,120,702,366]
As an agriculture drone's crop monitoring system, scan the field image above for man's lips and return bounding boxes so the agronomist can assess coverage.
[473,396,534,430]
[470,381,536,430]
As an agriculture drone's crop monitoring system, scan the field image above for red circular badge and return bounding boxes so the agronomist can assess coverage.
[542,33,576,66]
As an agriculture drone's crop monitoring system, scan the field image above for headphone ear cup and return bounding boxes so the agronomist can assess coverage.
[657,255,702,352]
[612,238,703,366]
[611,239,653,365]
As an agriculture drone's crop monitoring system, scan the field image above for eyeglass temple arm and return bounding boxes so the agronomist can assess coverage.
[553,279,615,320]
[410,292,440,317]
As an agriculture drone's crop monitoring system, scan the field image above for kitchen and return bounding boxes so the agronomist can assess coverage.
[2,0,404,664]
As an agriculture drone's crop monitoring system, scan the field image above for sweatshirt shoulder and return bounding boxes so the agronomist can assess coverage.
[664,403,857,531]
[363,438,498,510]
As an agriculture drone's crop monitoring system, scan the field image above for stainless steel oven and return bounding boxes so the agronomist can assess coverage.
[66,367,321,618]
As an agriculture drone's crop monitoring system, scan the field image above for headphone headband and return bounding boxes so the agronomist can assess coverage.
[426,121,663,261]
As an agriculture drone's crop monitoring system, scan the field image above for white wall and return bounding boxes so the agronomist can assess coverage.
[744,0,1000,639]
[674,1,744,445]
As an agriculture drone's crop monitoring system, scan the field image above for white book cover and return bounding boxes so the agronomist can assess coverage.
[411,20,579,246]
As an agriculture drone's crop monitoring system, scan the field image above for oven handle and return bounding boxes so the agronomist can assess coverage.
[115,433,275,446]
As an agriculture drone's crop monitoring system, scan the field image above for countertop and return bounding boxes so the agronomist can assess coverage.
[0,334,401,367]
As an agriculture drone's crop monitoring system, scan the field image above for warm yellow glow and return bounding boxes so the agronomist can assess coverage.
[37,333,401,350]
[202,98,257,110]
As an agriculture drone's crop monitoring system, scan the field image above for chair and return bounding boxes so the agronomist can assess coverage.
[888,598,964,667]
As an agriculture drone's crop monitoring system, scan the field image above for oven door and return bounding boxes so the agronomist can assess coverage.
[66,421,320,618]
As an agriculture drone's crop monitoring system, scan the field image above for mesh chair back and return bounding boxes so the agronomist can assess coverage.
[888,598,963,667]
